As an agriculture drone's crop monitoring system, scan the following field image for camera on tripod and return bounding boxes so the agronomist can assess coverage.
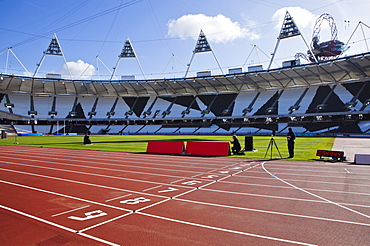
[265,129,282,159]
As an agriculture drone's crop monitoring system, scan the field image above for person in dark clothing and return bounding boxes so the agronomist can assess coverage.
[287,128,295,158]
[83,133,92,145]
[231,135,241,155]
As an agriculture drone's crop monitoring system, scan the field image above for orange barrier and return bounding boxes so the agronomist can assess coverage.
[146,140,185,155]
[185,141,230,156]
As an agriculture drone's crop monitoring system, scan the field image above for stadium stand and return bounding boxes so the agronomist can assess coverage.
[1,52,370,135]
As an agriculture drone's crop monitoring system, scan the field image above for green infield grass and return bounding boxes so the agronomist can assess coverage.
[0,134,334,161]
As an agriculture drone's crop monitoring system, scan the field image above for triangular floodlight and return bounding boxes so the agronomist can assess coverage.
[194,30,212,53]
[279,11,301,39]
[33,33,72,78]
[45,34,63,56]
[119,38,136,58]
[110,37,146,80]
[184,30,223,77]
[268,11,315,69]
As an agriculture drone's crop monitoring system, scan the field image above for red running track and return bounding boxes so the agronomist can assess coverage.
[1,145,370,245]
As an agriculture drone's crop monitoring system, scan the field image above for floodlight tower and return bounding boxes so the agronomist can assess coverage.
[184,30,223,78]
[268,11,316,70]
[33,33,72,78]
[110,37,146,80]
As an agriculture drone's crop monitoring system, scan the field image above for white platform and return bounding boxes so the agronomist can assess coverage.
[332,138,370,162]
[354,154,370,164]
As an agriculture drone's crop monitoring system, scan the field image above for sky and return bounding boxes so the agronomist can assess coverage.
[1,0,370,80]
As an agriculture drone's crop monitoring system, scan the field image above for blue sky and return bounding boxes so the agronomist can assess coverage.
[1,0,370,80]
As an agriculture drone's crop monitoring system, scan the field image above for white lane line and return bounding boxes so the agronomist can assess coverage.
[3,163,369,218]
[344,168,351,173]
[2,161,202,191]
[136,198,172,213]
[201,187,370,209]
[52,205,90,217]
[170,179,185,184]
[0,167,182,200]
[0,153,230,173]
[0,156,203,181]
[261,162,370,220]
[137,211,317,246]
[0,204,119,246]
[244,169,370,179]
[105,194,132,202]
[173,197,370,227]
[142,185,162,192]
[0,180,131,212]
[79,212,133,233]
[204,177,370,196]
[232,174,370,188]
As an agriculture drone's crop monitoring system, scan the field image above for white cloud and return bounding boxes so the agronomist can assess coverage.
[272,7,317,31]
[167,14,259,43]
[61,60,95,79]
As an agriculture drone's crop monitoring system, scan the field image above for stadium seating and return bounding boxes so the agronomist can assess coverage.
[1,75,370,135]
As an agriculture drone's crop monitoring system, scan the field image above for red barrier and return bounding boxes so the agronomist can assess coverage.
[185,141,230,156]
[146,140,185,155]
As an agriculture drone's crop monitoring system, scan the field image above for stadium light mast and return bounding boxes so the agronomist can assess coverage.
[0,48,31,76]
[344,21,370,53]
[110,37,146,80]
[268,11,316,70]
[33,33,72,78]
[184,30,224,78]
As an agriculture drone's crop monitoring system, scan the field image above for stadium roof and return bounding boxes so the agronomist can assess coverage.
[1,52,370,96]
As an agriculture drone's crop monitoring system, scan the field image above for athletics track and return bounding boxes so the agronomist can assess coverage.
[0,145,370,245]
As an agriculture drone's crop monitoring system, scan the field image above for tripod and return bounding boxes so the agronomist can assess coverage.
[264,137,282,159]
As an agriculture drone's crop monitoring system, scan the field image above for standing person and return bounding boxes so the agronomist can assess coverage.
[231,135,241,155]
[287,128,295,158]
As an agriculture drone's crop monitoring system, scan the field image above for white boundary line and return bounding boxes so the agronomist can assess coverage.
[261,162,370,220]
[0,204,120,246]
